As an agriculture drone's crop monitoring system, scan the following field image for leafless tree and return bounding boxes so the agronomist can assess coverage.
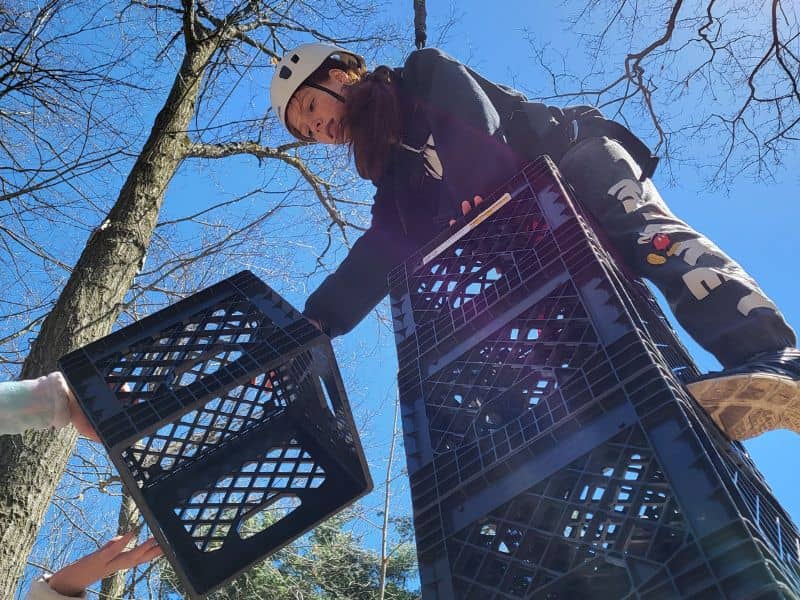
[0,0,403,595]
[525,0,800,186]
[0,0,158,371]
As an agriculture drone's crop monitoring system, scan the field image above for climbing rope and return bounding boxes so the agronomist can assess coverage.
[413,0,426,49]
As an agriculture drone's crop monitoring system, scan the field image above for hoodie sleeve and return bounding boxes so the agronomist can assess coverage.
[303,181,414,338]
[401,48,522,207]
[0,373,71,435]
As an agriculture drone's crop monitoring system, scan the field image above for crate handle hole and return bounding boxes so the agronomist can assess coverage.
[319,376,337,416]
[237,494,302,540]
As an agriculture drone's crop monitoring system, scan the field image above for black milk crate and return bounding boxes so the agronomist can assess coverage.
[58,271,372,599]
[429,397,800,599]
[388,157,800,598]
[387,156,696,475]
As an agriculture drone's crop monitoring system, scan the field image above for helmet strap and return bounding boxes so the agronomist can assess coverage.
[304,81,347,103]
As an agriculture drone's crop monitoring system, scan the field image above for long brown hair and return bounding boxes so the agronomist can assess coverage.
[340,66,402,182]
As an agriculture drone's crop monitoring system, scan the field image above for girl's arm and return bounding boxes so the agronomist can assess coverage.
[304,184,414,337]
[24,531,161,600]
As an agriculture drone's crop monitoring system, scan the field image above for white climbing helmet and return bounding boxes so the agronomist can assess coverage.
[270,43,366,133]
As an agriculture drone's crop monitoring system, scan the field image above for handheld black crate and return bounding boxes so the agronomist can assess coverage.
[59,271,372,599]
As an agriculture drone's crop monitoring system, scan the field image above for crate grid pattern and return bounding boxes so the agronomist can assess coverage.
[174,438,326,552]
[689,403,800,570]
[59,271,372,599]
[388,157,800,599]
[403,207,551,322]
[391,188,569,364]
[121,369,294,488]
[417,280,600,456]
[90,294,317,446]
[445,425,689,599]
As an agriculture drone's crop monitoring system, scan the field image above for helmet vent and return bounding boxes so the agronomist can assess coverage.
[291,54,300,63]
[279,66,292,79]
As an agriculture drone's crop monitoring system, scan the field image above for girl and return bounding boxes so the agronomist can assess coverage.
[270,43,800,442]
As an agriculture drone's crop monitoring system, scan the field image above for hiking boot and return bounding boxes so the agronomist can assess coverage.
[686,348,800,440]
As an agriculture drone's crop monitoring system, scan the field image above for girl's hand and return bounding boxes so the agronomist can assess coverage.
[449,195,484,226]
[46,531,162,597]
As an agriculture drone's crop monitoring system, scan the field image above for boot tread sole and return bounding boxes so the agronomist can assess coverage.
[687,373,800,441]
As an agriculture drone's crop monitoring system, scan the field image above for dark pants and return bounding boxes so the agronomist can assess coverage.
[558,137,796,367]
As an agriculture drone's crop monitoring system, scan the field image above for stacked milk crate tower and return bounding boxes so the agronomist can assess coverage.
[388,157,800,599]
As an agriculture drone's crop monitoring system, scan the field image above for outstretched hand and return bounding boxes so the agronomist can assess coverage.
[46,530,162,597]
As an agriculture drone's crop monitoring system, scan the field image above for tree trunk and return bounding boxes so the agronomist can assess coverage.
[0,37,216,596]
